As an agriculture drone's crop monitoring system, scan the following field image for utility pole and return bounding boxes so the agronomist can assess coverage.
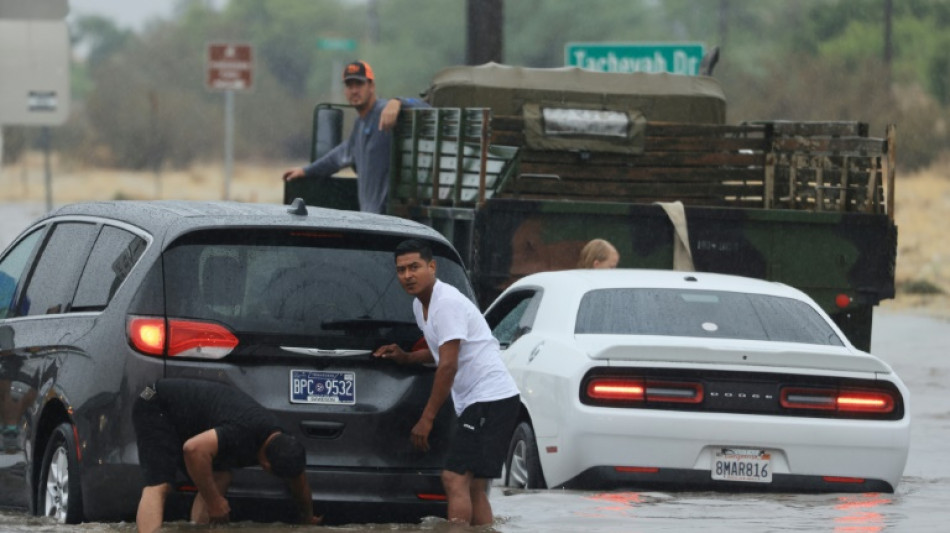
[884,0,893,88]
[367,0,380,44]
[466,0,503,65]
[718,0,729,53]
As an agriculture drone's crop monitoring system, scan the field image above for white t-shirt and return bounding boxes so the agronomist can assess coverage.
[413,280,519,415]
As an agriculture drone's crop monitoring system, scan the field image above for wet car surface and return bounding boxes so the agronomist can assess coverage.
[0,199,473,525]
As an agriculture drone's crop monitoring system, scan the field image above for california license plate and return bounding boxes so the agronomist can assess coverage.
[290,370,355,405]
[712,448,772,483]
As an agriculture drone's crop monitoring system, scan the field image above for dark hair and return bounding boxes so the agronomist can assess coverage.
[394,239,433,262]
[265,433,305,479]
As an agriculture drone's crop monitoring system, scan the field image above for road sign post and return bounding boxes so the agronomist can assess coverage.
[206,43,253,200]
[565,42,705,75]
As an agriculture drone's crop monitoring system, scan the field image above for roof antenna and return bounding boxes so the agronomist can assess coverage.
[287,197,308,216]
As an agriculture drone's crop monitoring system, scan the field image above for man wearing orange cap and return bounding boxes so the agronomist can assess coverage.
[282,60,428,214]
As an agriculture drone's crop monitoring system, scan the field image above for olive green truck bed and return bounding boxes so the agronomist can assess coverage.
[286,64,896,351]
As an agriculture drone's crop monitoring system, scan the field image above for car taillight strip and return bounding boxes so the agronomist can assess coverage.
[781,387,894,414]
[587,380,645,401]
[586,378,702,404]
[836,391,894,413]
[167,319,238,359]
[646,382,703,404]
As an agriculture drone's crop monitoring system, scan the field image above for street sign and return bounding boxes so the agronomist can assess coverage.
[565,42,705,76]
[317,38,357,52]
[0,0,68,19]
[206,43,253,91]
[0,19,70,126]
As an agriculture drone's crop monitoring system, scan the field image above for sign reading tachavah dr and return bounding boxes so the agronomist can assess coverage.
[206,43,254,91]
[565,42,705,76]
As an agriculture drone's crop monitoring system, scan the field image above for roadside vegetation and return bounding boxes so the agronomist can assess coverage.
[3,0,949,174]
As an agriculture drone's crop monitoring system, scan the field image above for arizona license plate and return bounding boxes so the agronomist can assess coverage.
[712,448,772,483]
[290,369,355,405]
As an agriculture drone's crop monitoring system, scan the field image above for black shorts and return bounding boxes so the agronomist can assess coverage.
[444,394,520,479]
[132,394,185,487]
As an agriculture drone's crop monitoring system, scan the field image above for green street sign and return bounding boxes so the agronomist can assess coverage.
[565,42,705,75]
[317,38,357,52]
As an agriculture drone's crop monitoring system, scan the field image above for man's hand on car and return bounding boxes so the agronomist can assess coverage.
[373,343,410,364]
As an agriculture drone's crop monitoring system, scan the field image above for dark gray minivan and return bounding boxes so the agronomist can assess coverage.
[0,200,470,524]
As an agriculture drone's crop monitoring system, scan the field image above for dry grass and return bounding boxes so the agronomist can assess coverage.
[883,163,950,318]
[2,152,949,317]
[0,152,290,205]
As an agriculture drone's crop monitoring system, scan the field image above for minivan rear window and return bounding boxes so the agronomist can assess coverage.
[161,229,472,349]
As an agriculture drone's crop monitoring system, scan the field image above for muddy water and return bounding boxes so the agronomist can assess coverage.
[0,310,946,532]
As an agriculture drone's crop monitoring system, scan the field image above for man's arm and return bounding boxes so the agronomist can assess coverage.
[379,97,431,131]
[285,471,322,525]
[182,429,231,523]
[282,139,349,182]
[411,339,459,452]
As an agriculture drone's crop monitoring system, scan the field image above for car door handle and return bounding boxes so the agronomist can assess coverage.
[529,341,544,363]
[300,420,344,439]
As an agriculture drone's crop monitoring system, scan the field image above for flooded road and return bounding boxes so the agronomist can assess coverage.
[0,310,945,532]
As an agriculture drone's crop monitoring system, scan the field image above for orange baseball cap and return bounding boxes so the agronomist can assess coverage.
[343,60,374,82]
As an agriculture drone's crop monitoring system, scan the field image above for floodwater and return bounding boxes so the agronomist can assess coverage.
[0,312,944,532]
[0,204,947,532]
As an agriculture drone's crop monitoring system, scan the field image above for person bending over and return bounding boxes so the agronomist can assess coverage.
[132,378,318,533]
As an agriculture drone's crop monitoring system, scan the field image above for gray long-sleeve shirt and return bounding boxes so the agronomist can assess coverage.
[302,97,428,214]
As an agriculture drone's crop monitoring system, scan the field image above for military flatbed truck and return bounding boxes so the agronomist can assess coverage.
[286,63,896,351]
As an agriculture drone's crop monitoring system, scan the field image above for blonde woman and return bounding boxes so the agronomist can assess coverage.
[578,239,619,269]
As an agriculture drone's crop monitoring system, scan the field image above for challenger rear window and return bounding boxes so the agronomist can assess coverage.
[160,229,472,349]
[575,288,844,346]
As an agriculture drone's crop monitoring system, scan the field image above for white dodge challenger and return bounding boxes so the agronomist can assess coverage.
[484,269,910,492]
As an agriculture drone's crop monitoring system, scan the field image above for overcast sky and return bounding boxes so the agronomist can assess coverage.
[67,0,229,31]
[67,0,175,30]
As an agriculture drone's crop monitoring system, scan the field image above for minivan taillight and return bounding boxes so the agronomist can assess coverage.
[128,316,238,359]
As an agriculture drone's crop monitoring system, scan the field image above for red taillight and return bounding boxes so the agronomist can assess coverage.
[167,319,239,359]
[614,466,659,473]
[823,476,865,484]
[781,387,894,414]
[416,493,447,501]
[128,316,238,359]
[835,293,852,309]
[129,317,166,355]
[586,378,703,404]
[836,390,895,413]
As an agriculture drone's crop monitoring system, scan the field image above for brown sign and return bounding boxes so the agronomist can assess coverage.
[206,43,253,91]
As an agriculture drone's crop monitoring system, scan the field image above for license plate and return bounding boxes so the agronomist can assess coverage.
[290,370,355,405]
[712,448,772,483]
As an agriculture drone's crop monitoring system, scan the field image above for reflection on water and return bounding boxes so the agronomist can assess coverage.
[833,493,891,533]
[576,491,642,518]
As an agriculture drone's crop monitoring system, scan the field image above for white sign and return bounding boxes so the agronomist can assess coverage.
[0,19,70,125]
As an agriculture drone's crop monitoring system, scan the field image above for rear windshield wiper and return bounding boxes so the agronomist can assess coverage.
[321,318,417,330]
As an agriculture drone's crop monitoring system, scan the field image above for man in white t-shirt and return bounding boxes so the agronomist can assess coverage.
[374,239,520,527]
